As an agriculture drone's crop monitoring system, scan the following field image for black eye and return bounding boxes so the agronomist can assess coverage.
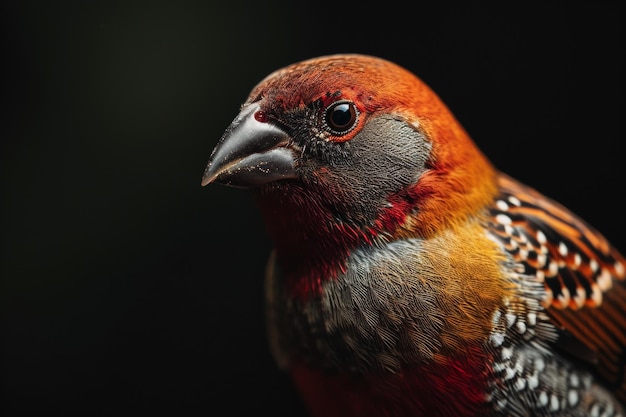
[325,100,358,134]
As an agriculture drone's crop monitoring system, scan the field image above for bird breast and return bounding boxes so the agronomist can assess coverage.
[267,219,517,375]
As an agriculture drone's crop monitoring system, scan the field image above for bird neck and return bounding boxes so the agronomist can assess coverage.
[413,113,500,238]
[255,182,383,299]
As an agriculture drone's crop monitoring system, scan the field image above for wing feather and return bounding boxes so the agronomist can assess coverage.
[488,173,626,401]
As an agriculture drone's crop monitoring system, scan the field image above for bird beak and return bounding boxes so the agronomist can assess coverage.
[201,102,297,188]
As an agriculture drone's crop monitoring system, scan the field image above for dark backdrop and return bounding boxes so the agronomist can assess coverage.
[1,2,623,416]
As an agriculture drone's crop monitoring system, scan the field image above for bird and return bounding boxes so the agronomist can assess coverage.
[201,54,626,416]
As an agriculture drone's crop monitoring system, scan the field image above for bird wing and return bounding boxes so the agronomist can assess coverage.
[487,173,626,400]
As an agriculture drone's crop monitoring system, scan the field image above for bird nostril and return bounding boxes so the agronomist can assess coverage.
[254,110,268,123]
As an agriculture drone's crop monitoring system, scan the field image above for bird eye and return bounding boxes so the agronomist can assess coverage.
[324,100,358,135]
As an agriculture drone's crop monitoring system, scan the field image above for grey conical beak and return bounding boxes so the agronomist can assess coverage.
[201,103,297,188]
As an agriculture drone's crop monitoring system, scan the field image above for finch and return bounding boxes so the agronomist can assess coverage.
[202,54,626,416]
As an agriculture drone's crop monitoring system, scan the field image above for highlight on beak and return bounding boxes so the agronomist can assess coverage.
[201,103,297,188]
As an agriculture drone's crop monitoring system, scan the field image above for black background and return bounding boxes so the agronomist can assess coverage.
[1,2,623,416]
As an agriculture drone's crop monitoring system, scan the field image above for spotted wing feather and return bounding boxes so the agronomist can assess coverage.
[488,174,626,401]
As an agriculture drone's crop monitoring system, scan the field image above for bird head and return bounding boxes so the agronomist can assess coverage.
[203,54,497,264]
